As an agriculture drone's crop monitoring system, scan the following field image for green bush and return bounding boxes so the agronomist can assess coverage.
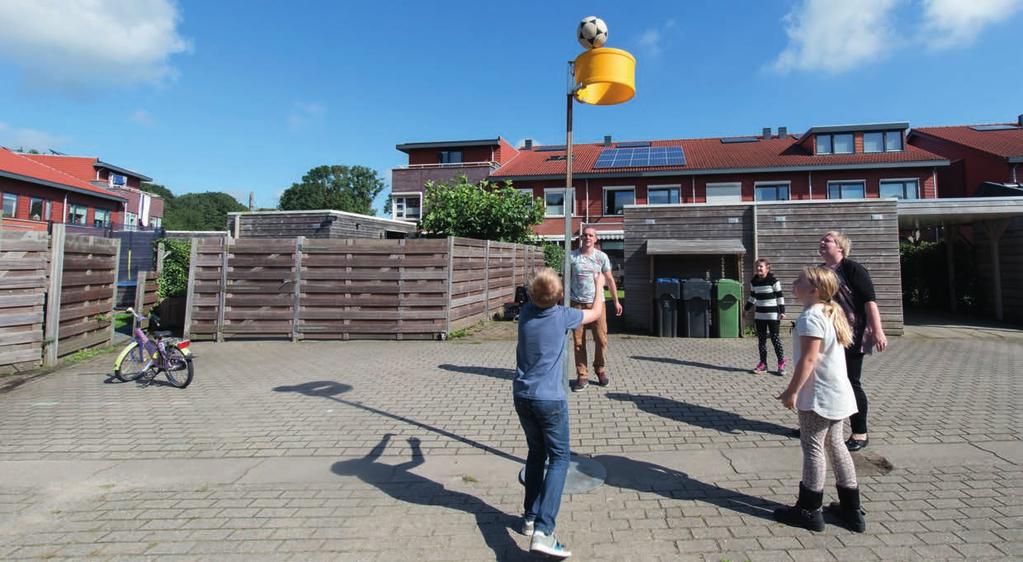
[157,238,191,299]
[900,239,984,312]
[543,243,565,274]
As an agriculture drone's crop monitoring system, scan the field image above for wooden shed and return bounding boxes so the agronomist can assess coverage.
[227,210,417,240]
[624,199,904,335]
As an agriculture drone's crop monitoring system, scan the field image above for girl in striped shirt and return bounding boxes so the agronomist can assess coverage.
[745,258,786,375]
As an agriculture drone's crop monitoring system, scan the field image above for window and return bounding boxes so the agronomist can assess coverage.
[705,183,742,203]
[817,135,832,155]
[828,181,865,199]
[125,212,138,230]
[150,217,161,229]
[109,173,127,186]
[604,187,635,215]
[833,134,854,154]
[439,150,463,164]
[68,204,88,225]
[863,132,884,153]
[392,195,421,220]
[755,183,790,201]
[544,188,573,217]
[28,197,50,220]
[880,180,919,199]
[884,131,903,151]
[647,185,680,205]
[517,188,537,206]
[2,193,17,218]
[93,208,111,228]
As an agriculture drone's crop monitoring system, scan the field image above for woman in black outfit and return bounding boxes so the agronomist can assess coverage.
[818,231,888,452]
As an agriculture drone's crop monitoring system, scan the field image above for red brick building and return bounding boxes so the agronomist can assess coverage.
[23,154,161,229]
[0,148,125,231]
[908,118,1023,197]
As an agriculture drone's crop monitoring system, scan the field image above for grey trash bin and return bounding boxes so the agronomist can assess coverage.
[682,279,712,338]
[654,278,680,337]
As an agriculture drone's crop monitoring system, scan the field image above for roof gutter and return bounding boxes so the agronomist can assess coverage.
[495,160,951,181]
[0,170,126,202]
[395,138,502,152]
[1008,156,1023,164]
[95,160,153,182]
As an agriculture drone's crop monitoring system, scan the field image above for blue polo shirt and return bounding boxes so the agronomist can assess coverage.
[514,303,584,401]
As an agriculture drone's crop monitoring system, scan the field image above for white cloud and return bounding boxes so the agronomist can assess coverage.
[771,0,898,74]
[0,123,70,152]
[636,18,676,57]
[287,102,327,132]
[0,0,191,95]
[130,109,155,125]
[920,0,1023,49]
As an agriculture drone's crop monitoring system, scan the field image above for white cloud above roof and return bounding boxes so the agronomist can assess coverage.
[771,0,898,74]
[920,0,1023,49]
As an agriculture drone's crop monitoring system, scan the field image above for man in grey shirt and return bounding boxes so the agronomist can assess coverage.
[569,227,622,391]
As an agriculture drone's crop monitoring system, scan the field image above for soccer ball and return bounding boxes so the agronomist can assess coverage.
[577,16,608,49]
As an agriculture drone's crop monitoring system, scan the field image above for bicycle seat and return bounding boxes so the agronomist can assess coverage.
[153,330,174,338]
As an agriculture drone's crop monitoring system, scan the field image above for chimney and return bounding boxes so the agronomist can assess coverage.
[778,126,788,138]
[524,139,533,150]
[603,135,612,147]
[762,127,771,139]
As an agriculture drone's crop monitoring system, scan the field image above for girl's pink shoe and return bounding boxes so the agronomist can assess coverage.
[752,361,768,374]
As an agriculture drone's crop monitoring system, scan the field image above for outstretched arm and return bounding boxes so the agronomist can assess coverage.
[395,437,425,472]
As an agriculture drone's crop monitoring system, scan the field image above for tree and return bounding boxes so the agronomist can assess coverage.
[163,192,247,230]
[420,176,545,243]
[140,182,175,201]
[278,165,384,215]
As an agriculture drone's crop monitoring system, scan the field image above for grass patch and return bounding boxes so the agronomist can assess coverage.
[63,345,118,366]
[448,320,488,339]
[461,474,479,483]
[113,312,133,331]
[604,288,625,300]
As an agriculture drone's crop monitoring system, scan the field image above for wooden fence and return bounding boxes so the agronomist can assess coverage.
[0,225,122,372]
[185,236,544,341]
[0,231,49,373]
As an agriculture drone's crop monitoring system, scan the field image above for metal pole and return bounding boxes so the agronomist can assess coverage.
[563,65,575,392]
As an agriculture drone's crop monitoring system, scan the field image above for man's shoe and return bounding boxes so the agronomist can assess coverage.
[596,371,609,387]
[521,518,535,537]
[530,531,571,559]
[773,482,825,532]
[825,485,866,533]
[846,437,869,452]
[571,377,588,392]
[752,361,768,374]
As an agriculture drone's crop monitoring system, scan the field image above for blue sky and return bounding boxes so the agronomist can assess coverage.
[0,0,1020,215]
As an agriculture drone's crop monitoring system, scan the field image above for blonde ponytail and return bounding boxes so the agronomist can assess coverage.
[800,266,853,348]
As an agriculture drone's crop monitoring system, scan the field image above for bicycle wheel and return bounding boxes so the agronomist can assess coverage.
[114,341,152,382]
[162,345,194,388]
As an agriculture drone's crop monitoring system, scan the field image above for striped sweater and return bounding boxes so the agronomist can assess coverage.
[744,273,785,321]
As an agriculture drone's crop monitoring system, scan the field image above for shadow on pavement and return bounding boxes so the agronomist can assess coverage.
[594,454,785,522]
[272,381,523,463]
[331,434,528,561]
[437,364,515,380]
[606,392,795,437]
[631,355,751,374]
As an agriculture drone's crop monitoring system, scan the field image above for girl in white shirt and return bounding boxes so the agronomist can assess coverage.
[774,266,865,533]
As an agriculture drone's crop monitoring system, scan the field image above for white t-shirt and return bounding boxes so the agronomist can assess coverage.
[569,249,611,304]
[794,304,857,420]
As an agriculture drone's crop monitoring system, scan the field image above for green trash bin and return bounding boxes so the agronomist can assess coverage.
[715,279,742,338]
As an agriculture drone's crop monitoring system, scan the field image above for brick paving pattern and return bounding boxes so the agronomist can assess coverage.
[0,333,1020,560]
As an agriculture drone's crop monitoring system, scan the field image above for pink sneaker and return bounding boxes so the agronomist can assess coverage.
[777,360,787,376]
[752,361,767,374]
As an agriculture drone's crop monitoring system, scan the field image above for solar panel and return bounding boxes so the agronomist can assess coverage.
[720,136,759,144]
[969,125,1020,131]
[594,146,685,169]
[534,144,567,151]
[615,141,652,148]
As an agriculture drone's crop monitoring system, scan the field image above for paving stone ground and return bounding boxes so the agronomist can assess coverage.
[0,328,1020,561]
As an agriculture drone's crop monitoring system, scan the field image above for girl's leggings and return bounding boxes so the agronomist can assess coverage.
[799,410,857,491]
[755,319,784,364]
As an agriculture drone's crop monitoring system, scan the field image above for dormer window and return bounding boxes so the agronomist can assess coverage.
[439,150,463,164]
[864,131,904,153]
[816,133,854,155]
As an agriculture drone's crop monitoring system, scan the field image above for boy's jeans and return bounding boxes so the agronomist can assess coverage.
[514,397,570,535]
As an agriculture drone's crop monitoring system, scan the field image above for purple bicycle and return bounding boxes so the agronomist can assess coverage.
[113,307,194,388]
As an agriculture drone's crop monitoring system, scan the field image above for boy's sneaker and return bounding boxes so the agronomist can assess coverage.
[777,359,787,376]
[521,518,535,536]
[530,531,571,559]
[751,361,768,374]
[572,377,588,392]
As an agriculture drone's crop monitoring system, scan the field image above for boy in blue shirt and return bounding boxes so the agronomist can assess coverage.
[515,267,605,559]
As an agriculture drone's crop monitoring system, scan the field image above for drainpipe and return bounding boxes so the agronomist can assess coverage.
[62,193,68,223]
[585,178,590,223]
[1013,164,1018,184]
[691,176,696,203]
[808,171,813,199]
[932,167,939,198]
